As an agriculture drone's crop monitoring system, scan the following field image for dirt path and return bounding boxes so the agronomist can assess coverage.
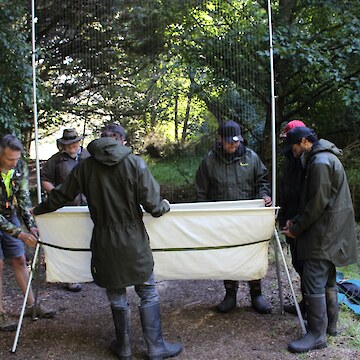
[0,254,359,360]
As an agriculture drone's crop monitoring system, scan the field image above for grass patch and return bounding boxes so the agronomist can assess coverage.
[338,223,360,279]
[146,155,203,186]
[337,263,360,280]
[338,306,360,349]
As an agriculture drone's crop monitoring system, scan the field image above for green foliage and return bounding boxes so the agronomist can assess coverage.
[341,138,360,220]
[171,0,269,140]
[142,131,175,159]
[0,0,359,165]
[0,0,33,136]
[272,0,360,125]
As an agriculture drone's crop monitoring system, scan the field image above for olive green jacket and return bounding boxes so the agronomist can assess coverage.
[290,139,358,266]
[34,137,169,288]
[0,159,36,237]
[195,145,271,201]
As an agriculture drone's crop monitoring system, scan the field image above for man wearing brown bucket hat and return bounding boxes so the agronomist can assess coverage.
[41,128,90,292]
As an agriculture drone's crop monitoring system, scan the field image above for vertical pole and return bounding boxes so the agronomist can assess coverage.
[267,0,285,314]
[30,0,43,321]
[267,0,276,204]
[274,229,307,335]
[32,5,41,204]
[11,244,41,353]
[11,0,42,352]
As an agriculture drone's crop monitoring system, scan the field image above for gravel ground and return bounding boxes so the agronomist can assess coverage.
[0,248,359,360]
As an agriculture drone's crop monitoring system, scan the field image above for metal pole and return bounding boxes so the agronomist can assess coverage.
[32,11,41,204]
[274,231,284,312]
[11,0,42,352]
[11,244,41,353]
[274,229,307,335]
[267,0,285,314]
[267,0,277,204]
[30,0,42,322]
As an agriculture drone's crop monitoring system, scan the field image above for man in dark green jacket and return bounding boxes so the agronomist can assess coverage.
[195,120,272,315]
[34,124,182,360]
[282,127,358,353]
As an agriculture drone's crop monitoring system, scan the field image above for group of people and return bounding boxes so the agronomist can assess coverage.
[0,119,357,358]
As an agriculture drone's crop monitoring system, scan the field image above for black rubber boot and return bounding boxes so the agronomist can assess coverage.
[110,307,132,360]
[248,280,272,314]
[216,280,238,313]
[139,303,182,360]
[288,294,327,353]
[326,287,339,336]
[284,298,306,318]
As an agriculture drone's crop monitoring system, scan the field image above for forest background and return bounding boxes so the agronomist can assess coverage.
[0,0,359,217]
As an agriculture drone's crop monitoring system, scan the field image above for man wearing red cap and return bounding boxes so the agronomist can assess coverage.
[195,120,272,315]
[281,120,306,136]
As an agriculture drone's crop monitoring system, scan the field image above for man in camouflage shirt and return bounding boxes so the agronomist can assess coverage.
[0,135,55,332]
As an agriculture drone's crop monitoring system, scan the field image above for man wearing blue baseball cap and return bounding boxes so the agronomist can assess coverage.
[195,120,272,315]
[282,127,357,353]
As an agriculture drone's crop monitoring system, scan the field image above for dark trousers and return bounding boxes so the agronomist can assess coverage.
[286,237,304,276]
[302,259,336,295]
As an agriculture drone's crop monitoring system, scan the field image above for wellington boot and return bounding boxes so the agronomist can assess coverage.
[216,280,238,313]
[249,280,272,314]
[326,287,339,336]
[284,299,306,319]
[288,294,327,353]
[140,303,182,360]
[111,307,132,360]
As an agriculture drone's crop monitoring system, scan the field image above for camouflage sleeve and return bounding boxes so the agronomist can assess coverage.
[16,161,36,229]
[0,215,22,237]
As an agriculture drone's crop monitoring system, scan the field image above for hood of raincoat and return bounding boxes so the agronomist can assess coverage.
[311,139,342,156]
[302,139,342,167]
[87,137,131,166]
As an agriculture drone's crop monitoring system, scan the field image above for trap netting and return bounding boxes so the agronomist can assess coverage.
[33,0,276,281]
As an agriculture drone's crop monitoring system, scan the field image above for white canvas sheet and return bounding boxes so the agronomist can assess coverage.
[35,200,277,282]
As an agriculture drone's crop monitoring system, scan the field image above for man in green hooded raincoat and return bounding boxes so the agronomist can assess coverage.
[282,127,358,354]
[34,124,182,360]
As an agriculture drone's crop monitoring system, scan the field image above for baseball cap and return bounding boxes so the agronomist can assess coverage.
[218,121,243,143]
[282,127,315,153]
[101,123,126,139]
[280,120,306,138]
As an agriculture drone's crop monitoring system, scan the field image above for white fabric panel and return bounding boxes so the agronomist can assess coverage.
[35,200,277,282]
[35,211,94,283]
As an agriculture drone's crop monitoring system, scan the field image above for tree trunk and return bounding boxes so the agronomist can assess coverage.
[174,94,179,142]
[181,93,193,145]
[22,123,33,157]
